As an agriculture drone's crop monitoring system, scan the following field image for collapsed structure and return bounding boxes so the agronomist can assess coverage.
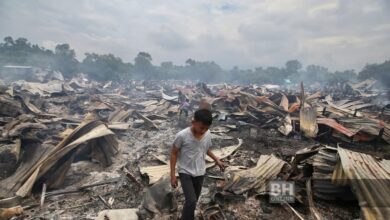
[0,69,389,219]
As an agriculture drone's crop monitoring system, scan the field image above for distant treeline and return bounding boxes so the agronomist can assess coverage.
[0,36,389,87]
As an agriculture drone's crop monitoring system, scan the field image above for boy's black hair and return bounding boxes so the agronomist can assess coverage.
[194,109,213,126]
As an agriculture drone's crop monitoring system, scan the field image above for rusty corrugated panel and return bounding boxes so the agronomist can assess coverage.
[332,148,390,220]
[288,103,300,113]
[338,118,388,143]
[316,118,356,137]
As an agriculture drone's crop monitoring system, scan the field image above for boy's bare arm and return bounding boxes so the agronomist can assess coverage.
[207,149,225,171]
[170,145,179,187]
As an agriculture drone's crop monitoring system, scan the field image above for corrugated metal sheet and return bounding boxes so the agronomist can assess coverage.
[140,162,217,185]
[384,124,390,144]
[141,140,242,184]
[300,106,318,138]
[206,139,242,162]
[223,154,286,194]
[332,148,390,220]
[349,79,377,90]
[324,95,364,117]
[139,164,170,185]
[316,118,356,137]
[108,108,134,122]
[0,120,118,198]
[312,146,354,200]
[161,92,178,101]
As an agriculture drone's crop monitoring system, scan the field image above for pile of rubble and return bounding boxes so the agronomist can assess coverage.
[0,70,389,220]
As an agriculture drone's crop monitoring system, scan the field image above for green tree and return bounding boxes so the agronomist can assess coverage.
[53,43,78,78]
[329,70,357,84]
[134,52,155,79]
[3,36,15,46]
[184,59,224,82]
[185,58,196,66]
[359,60,390,88]
[285,60,302,82]
[81,53,131,81]
[0,36,55,67]
[161,61,173,69]
[303,65,330,83]
[286,60,302,73]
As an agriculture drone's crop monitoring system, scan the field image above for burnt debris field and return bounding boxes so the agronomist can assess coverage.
[1,1,390,219]
[0,68,389,220]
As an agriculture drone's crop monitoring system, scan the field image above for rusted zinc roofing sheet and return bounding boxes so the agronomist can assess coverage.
[332,148,390,220]
[316,118,356,137]
[338,118,389,143]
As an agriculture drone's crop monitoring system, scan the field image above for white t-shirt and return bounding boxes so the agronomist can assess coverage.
[173,127,212,177]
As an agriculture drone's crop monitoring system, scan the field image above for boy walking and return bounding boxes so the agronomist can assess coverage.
[170,109,224,220]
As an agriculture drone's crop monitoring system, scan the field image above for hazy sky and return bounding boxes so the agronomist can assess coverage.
[1,0,389,71]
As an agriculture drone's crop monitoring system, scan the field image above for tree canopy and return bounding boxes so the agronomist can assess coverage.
[0,36,388,87]
[359,60,390,88]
